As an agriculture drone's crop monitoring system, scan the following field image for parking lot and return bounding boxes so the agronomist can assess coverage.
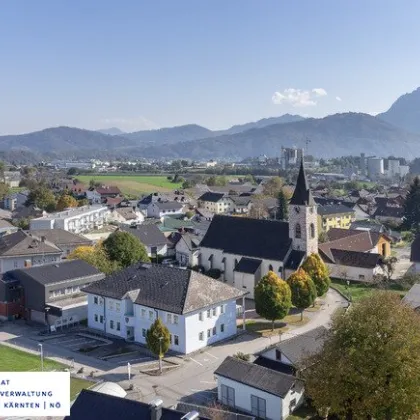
[44,333,110,352]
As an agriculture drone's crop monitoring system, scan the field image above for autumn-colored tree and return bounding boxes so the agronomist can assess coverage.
[68,243,118,274]
[287,268,317,320]
[302,253,330,297]
[56,193,78,211]
[146,318,171,373]
[304,292,420,420]
[26,186,56,210]
[78,198,89,207]
[254,271,292,330]
[262,176,284,197]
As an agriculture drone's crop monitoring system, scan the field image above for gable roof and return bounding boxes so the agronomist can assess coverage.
[272,326,328,367]
[66,389,208,420]
[402,284,420,310]
[323,248,382,268]
[115,207,139,221]
[26,229,92,247]
[198,192,225,203]
[317,204,355,216]
[153,201,184,210]
[284,249,306,270]
[0,230,62,257]
[82,263,246,315]
[6,259,103,286]
[214,356,298,398]
[373,205,404,219]
[200,215,291,262]
[120,224,167,246]
[94,186,121,195]
[234,257,262,274]
[411,236,420,263]
[290,160,315,206]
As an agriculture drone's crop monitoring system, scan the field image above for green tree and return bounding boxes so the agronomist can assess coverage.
[67,167,78,176]
[318,230,329,243]
[263,176,284,196]
[403,176,420,232]
[26,186,56,210]
[68,243,118,274]
[56,193,78,211]
[304,292,420,420]
[276,189,289,220]
[78,198,89,207]
[103,230,150,268]
[254,271,292,330]
[0,182,9,200]
[146,318,171,373]
[287,268,317,320]
[0,161,5,182]
[302,253,331,297]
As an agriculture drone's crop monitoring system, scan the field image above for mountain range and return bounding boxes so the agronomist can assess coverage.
[1,88,420,162]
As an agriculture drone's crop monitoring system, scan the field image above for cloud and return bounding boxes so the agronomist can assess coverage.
[336,96,342,102]
[272,88,328,107]
[100,116,158,132]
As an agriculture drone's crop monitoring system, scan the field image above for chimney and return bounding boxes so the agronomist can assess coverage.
[149,398,163,420]
[181,412,200,420]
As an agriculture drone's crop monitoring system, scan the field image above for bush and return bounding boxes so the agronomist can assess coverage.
[205,269,222,279]
[233,352,250,361]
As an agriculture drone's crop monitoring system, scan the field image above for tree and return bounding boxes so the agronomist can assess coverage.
[0,182,9,200]
[254,271,292,330]
[68,243,118,274]
[103,231,150,268]
[26,186,56,210]
[403,176,420,232]
[0,161,5,181]
[56,193,78,211]
[303,292,420,420]
[379,256,398,282]
[287,268,317,320]
[249,200,269,219]
[146,318,171,373]
[262,176,284,197]
[78,198,89,207]
[67,167,78,176]
[276,189,289,220]
[185,210,194,219]
[233,352,250,361]
[302,253,331,297]
[318,231,329,243]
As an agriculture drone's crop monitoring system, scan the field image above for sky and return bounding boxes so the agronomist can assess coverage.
[1,0,420,135]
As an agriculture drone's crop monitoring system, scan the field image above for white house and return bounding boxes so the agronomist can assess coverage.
[175,233,201,267]
[410,236,420,273]
[120,225,168,258]
[214,356,304,420]
[197,192,235,214]
[146,201,185,219]
[86,186,122,204]
[82,263,247,354]
[29,205,110,234]
[109,206,145,225]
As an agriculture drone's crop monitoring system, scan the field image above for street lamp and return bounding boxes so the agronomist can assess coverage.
[158,336,163,374]
[346,280,352,302]
[39,343,44,372]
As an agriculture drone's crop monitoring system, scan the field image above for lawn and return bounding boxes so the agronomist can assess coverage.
[76,175,182,195]
[0,345,93,400]
[241,314,309,337]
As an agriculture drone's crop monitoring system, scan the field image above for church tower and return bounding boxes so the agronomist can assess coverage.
[288,160,318,255]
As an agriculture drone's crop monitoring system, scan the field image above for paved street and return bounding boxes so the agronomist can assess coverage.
[392,245,414,279]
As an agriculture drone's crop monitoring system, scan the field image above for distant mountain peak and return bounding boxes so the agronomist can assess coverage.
[97,127,125,135]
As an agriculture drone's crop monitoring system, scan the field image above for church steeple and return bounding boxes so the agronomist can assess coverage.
[290,159,315,206]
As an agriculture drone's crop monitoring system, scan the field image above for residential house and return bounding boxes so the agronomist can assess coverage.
[3,171,21,188]
[402,284,420,312]
[197,192,235,214]
[26,229,93,258]
[314,196,369,220]
[0,230,62,273]
[2,190,29,211]
[147,201,185,219]
[29,205,110,234]
[411,236,420,274]
[82,263,247,354]
[175,233,201,267]
[230,196,253,214]
[0,219,18,236]
[373,205,404,225]
[86,186,122,204]
[214,356,304,420]
[139,191,189,211]
[120,224,168,258]
[110,206,145,225]
[317,204,355,232]
[66,390,209,420]
[200,161,318,298]
[0,259,104,323]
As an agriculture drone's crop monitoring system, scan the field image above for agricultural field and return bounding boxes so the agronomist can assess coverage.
[0,344,93,400]
[76,175,182,195]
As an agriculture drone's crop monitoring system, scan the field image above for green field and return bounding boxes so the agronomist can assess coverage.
[0,345,93,400]
[77,175,182,195]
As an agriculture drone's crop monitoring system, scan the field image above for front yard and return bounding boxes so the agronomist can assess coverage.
[0,344,94,400]
[240,314,310,337]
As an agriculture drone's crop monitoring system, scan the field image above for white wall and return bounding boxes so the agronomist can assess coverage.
[147,203,184,218]
[0,254,61,274]
[233,271,256,299]
[146,244,167,258]
[260,349,293,366]
[175,238,200,267]
[327,263,383,282]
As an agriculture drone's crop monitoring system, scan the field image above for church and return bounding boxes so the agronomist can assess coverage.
[200,161,318,298]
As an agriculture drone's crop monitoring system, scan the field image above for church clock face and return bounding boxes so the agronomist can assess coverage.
[294,206,300,214]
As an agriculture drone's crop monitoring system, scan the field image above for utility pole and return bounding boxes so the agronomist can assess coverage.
[39,343,44,372]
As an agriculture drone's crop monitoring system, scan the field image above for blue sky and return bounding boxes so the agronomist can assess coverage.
[1,0,420,134]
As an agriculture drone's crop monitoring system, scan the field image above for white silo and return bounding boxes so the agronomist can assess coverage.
[367,158,384,180]
[387,159,400,179]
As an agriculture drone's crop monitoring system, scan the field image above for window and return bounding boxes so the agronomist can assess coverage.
[99,315,104,324]
[13,261,18,268]
[207,309,211,318]
[212,307,217,316]
[269,264,273,271]
[141,309,146,318]
[207,329,211,338]
[149,310,154,320]
[94,314,98,322]
[169,334,173,344]
[94,296,98,305]
[173,315,179,325]
[275,349,281,360]
[212,326,217,336]
[115,303,121,313]
[220,305,225,314]
[251,395,266,418]
[110,320,114,329]
[359,274,365,281]
[116,322,121,331]
[220,324,225,333]
[295,223,302,239]
[199,312,203,321]
[108,301,114,310]
[310,223,315,239]
[142,328,146,337]
[199,331,204,341]
[166,313,172,323]
[174,335,179,346]
[221,385,235,407]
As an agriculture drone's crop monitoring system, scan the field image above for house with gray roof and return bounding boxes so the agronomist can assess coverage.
[82,263,247,354]
[147,200,185,219]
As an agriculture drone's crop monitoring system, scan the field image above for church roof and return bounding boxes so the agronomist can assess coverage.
[290,160,315,206]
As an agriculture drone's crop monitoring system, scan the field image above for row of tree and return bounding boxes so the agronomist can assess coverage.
[254,253,331,329]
